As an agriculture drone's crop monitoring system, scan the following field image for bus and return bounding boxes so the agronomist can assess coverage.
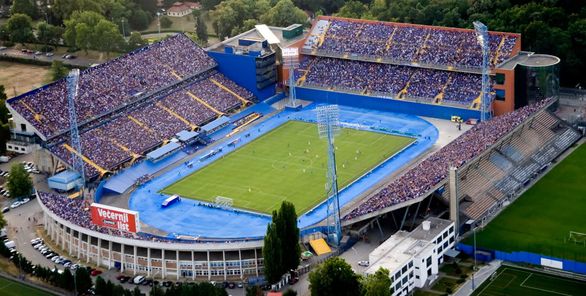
[162,195,180,207]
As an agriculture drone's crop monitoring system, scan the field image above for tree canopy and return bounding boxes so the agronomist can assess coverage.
[10,0,39,19]
[363,267,393,296]
[6,13,35,44]
[6,164,33,199]
[64,11,124,54]
[48,61,70,82]
[260,0,308,27]
[309,257,363,296]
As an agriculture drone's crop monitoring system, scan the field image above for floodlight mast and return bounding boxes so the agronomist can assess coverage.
[67,69,86,197]
[316,105,342,245]
[283,48,299,108]
[473,21,492,122]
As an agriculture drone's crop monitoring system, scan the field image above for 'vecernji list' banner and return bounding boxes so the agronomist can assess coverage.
[90,203,140,233]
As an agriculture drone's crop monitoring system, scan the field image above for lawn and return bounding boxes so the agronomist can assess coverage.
[0,61,49,99]
[162,121,414,214]
[0,276,55,296]
[468,143,586,262]
[472,267,586,296]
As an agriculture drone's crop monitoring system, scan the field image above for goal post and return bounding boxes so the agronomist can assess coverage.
[214,196,234,209]
[568,231,586,246]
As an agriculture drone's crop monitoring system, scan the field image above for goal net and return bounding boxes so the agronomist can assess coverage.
[214,196,234,209]
[568,231,586,246]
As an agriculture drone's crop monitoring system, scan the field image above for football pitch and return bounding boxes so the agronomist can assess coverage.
[470,143,586,262]
[162,121,414,214]
[472,266,586,296]
[0,276,55,296]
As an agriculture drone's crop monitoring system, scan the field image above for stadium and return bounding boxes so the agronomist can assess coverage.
[5,15,582,285]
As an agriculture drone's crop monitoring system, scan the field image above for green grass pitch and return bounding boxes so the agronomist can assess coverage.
[0,277,55,296]
[472,266,586,296]
[468,143,586,262]
[162,121,414,214]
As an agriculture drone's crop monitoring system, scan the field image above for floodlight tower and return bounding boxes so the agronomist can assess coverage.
[474,21,492,122]
[283,47,300,108]
[317,105,342,245]
[67,69,86,194]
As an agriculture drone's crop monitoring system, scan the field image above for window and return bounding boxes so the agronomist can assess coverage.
[449,237,455,243]
[443,241,449,248]
[408,261,413,268]
[495,73,505,85]
[426,257,432,267]
[495,89,506,101]
[415,275,420,279]
[402,265,407,274]
[409,271,414,279]
[402,277,408,285]
[443,231,448,239]
[449,225,454,233]
[427,268,432,276]
[20,124,27,132]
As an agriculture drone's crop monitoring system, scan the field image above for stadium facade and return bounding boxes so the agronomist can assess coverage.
[4,16,579,282]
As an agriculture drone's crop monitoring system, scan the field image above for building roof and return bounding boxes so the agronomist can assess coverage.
[146,141,181,160]
[366,218,453,275]
[207,25,308,53]
[48,170,81,184]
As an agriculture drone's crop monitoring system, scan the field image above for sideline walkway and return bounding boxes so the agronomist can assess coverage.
[453,260,502,296]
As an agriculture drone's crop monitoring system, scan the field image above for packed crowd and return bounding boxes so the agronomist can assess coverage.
[298,57,486,105]
[46,70,254,179]
[307,19,518,69]
[9,34,216,138]
[344,98,553,220]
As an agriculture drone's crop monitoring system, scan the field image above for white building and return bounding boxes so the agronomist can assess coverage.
[365,218,456,296]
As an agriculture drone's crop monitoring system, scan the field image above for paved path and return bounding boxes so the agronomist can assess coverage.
[1,48,99,67]
[453,260,502,296]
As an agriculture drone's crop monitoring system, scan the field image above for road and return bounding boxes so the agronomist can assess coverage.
[1,48,98,68]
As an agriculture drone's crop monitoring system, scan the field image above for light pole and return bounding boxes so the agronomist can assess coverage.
[44,5,51,53]
[121,18,126,37]
[471,226,477,291]
[157,12,161,35]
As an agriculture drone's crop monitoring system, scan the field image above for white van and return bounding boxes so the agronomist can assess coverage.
[133,275,145,285]
[4,240,15,249]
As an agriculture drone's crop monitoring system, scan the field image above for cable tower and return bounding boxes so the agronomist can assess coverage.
[283,47,300,108]
[474,21,492,122]
[67,69,86,194]
[317,105,342,245]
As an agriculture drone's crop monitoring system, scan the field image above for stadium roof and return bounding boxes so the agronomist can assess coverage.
[206,25,308,53]
[201,116,230,133]
[146,142,181,161]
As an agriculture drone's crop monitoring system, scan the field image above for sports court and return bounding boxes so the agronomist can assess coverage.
[473,266,586,296]
[162,121,414,214]
[0,277,54,296]
[129,104,439,238]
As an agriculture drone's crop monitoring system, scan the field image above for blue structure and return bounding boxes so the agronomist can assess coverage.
[66,69,85,190]
[146,142,181,161]
[201,116,230,134]
[175,130,199,143]
[48,171,81,191]
[208,51,276,100]
[296,87,482,120]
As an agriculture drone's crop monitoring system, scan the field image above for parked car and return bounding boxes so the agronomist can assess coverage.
[90,269,102,276]
[1,207,9,213]
[10,201,22,209]
[133,275,145,285]
[358,260,370,267]
[46,52,54,57]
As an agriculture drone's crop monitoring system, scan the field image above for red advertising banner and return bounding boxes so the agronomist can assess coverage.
[90,203,140,233]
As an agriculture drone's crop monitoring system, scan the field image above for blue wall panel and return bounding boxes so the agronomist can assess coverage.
[457,243,586,274]
[208,51,276,100]
[296,87,481,120]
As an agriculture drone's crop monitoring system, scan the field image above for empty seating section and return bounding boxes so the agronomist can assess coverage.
[297,56,489,106]
[344,99,554,220]
[8,34,217,138]
[454,110,581,221]
[303,18,519,69]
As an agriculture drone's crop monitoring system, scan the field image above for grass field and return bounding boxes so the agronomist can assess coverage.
[0,61,49,99]
[472,266,586,296]
[0,277,54,296]
[162,121,414,214]
[469,143,586,262]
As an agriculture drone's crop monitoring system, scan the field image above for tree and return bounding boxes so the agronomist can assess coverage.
[160,16,172,28]
[37,22,64,46]
[137,0,157,13]
[245,285,263,296]
[276,201,301,272]
[52,0,106,20]
[127,32,146,50]
[283,289,297,296]
[75,267,92,294]
[61,268,75,291]
[47,61,69,82]
[6,164,33,199]
[0,124,9,155]
[129,9,151,30]
[309,257,362,296]
[132,286,141,296]
[336,0,369,19]
[10,0,38,19]
[196,16,208,44]
[94,19,125,55]
[95,276,107,295]
[0,212,6,231]
[75,22,93,53]
[260,0,307,27]
[363,267,392,296]
[201,0,222,10]
[6,14,35,44]
[64,11,104,47]
[262,222,283,284]
[211,0,270,40]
